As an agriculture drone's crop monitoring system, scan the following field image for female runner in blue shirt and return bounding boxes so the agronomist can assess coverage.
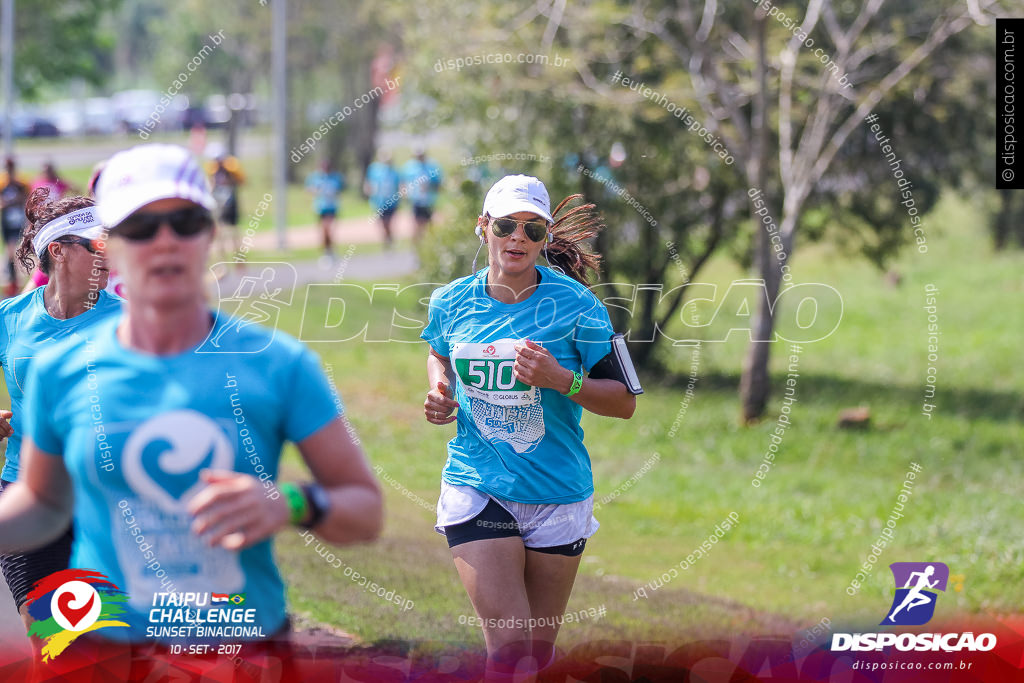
[0,144,382,651]
[0,188,121,634]
[422,175,637,676]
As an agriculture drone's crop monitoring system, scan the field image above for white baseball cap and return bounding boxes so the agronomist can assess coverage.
[482,175,553,223]
[95,144,217,228]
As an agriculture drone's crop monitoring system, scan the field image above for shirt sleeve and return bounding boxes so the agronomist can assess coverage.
[574,296,615,372]
[420,286,451,358]
[283,345,343,444]
[23,353,63,454]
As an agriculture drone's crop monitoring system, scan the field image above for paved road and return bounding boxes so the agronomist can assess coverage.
[240,208,421,253]
[210,210,422,297]
[210,249,419,303]
[10,133,272,170]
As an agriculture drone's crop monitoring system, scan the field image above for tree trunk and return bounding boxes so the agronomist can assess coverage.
[739,8,772,423]
[739,209,789,422]
[993,190,1012,251]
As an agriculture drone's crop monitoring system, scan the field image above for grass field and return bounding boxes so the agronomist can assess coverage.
[0,190,1018,655]
[265,191,1022,650]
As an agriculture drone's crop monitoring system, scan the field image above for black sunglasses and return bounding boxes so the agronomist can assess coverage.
[112,207,213,242]
[489,217,550,243]
[55,236,104,254]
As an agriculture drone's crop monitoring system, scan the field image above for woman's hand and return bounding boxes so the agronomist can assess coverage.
[0,410,12,439]
[424,381,459,424]
[187,469,289,551]
[514,339,573,392]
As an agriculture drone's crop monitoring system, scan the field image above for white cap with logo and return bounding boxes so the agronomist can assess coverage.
[95,143,217,228]
[482,174,553,223]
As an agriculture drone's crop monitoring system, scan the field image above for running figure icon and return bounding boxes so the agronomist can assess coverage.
[887,564,938,622]
[201,263,297,353]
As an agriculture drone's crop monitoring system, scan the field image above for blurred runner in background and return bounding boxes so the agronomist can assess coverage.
[305,160,345,265]
[402,147,442,242]
[30,162,73,202]
[206,145,246,270]
[364,150,401,247]
[1,158,29,297]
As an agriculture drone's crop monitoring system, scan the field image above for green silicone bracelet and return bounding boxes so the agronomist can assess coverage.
[565,371,583,397]
[279,482,309,525]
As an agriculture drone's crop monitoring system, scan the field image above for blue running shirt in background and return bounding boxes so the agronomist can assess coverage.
[23,313,340,642]
[401,159,442,208]
[421,266,613,504]
[0,287,122,481]
[365,162,401,212]
[305,170,345,214]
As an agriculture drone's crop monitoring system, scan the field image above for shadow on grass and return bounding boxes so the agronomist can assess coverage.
[647,370,1023,424]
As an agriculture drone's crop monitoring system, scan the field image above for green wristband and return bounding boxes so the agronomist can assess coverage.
[565,371,583,397]
[279,482,309,525]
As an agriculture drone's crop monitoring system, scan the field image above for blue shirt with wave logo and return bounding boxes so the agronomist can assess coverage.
[24,312,340,642]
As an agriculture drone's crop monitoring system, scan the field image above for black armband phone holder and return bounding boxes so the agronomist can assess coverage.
[588,333,643,395]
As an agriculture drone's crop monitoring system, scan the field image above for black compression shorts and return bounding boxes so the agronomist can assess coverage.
[443,499,587,557]
[0,478,74,609]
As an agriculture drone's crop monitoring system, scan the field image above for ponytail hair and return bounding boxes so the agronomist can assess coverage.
[547,194,603,285]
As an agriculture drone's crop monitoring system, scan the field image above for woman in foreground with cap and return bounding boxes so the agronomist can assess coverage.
[0,144,382,649]
[422,175,637,677]
[0,188,121,635]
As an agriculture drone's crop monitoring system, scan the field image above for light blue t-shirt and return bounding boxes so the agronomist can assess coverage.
[0,286,121,481]
[421,266,613,504]
[366,162,401,212]
[305,170,345,214]
[401,159,442,208]
[24,312,341,642]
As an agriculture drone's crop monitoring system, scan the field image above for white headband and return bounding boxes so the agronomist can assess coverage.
[32,207,105,257]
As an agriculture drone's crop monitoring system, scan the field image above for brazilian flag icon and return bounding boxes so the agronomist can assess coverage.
[230,594,246,605]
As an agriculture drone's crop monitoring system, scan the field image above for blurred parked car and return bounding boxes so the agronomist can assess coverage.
[47,101,84,137]
[10,110,60,138]
[113,89,182,132]
[82,97,118,135]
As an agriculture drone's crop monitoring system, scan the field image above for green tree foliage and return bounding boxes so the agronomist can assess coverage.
[617,0,1012,419]
[12,0,121,97]
[119,0,395,180]
[402,2,749,368]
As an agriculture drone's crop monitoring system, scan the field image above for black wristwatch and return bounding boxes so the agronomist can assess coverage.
[299,483,331,529]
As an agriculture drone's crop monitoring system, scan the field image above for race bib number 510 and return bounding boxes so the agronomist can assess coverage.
[452,340,537,406]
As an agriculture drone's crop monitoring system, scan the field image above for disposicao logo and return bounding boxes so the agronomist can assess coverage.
[884,562,948,626]
[832,562,996,653]
[24,569,129,661]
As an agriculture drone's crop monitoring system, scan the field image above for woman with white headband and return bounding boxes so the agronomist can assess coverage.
[0,187,121,635]
[22,161,126,298]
